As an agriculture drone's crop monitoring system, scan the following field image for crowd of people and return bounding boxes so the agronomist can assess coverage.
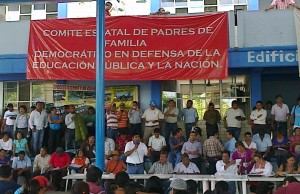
[0,94,300,193]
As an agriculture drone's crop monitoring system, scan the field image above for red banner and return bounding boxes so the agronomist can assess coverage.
[27,13,228,80]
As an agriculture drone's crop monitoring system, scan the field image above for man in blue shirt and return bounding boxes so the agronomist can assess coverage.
[12,151,31,185]
[180,100,199,138]
[0,164,20,193]
[224,130,236,159]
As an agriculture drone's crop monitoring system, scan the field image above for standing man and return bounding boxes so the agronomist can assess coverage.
[265,101,273,136]
[203,102,221,139]
[290,97,300,129]
[1,103,18,139]
[29,101,48,156]
[128,101,143,137]
[64,105,77,150]
[164,99,179,144]
[224,100,246,141]
[271,95,290,138]
[180,100,199,138]
[142,100,164,145]
[106,103,119,141]
[116,103,128,132]
[124,133,150,174]
[250,101,267,135]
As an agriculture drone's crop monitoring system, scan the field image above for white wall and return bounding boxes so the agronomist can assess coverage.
[237,10,296,47]
[0,10,298,55]
[0,20,29,54]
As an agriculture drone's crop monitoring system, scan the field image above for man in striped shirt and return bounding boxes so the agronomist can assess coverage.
[203,131,224,175]
[148,151,173,174]
[117,103,128,132]
[106,103,119,141]
[266,0,300,10]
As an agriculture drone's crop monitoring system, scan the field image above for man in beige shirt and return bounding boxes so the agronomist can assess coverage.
[33,147,51,178]
[164,99,179,144]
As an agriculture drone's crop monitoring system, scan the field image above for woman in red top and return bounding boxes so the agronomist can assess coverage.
[290,127,300,156]
[70,149,90,173]
[105,150,126,174]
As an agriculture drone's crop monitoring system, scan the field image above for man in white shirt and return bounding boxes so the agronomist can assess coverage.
[105,137,115,163]
[216,150,236,194]
[29,102,48,155]
[163,99,179,144]
[65,105,76,150]
[148,128,166,163]
[128,101,143,137]
[1,103,18,139]
[271,95,290,138]
[124,133,150,174]
[242,132,257,153]
[142,100,164,145]
[224,100,246,141]
[33,147,51,178]
[250,101,267,135]
[174,154,200,174]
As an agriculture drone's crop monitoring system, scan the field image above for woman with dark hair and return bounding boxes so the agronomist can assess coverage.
[13,131,30,157]
[232,141,254,174]
[272,130,289,168]
[48,107,63,154]
[277,154,300,175]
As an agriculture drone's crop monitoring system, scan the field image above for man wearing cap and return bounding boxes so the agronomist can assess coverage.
[142,100,164,145]
[124,133,150,174]
[29,101,48,155]
[179,100,199,138]
[105,150,126,174]
[1,103,18,139]
[49,147,71,191]
[169,178,187,194]
[203,102,221,139]
[164,99,179,144]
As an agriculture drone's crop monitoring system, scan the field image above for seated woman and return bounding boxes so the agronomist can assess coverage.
[13,131,30,157]
[277,154,300,175]
[272,131,289,168]
[232,141,254,175]
[250,152,273,176]
[70,149,90,174]
[290,127,300,157]
[0,132,13,156]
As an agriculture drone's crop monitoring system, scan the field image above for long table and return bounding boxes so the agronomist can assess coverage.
[63,173,296,193]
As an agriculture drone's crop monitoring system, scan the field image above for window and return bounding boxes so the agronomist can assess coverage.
[5,3,58,21]
[177,75,251,119]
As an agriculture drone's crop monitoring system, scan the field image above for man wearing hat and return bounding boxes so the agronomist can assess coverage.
[105,150,126,174]
[169,178,187,194]
[1,103,18,139]
[142,100,164,145]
